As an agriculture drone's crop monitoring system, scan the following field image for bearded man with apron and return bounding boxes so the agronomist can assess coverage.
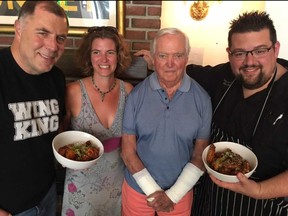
[187,11,288,216]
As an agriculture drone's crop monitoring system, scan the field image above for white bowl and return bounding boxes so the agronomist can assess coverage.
[202,141,258,183]
[52,131,104,170]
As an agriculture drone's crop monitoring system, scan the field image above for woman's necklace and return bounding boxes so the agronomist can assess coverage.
[91,76,116,102]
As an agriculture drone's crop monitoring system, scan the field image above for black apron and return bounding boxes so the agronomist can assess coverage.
[192,71,288,216]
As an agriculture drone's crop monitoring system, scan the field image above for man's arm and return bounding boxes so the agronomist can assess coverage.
[121,133,175,212]
[164,139,208,204]
[211,169,288,199]
[121,133,145,174]
[121,133,162,195]
[191,139,209,171]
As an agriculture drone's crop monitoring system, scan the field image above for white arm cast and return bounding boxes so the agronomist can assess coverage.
[165,162,204,203]
[133,168,162,195]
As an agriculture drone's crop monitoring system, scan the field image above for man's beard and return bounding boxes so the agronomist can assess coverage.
[235,65,271,90]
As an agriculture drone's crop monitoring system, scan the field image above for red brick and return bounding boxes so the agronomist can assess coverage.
[125,18,130,28]
[148,7,161,16]
[64,38,74,48]
[132,18,161,29]
[74,38,83,48]
[132,42,151,50]
[126,6,146,16]
[147,31,158,40]
[0,36,14,45]
[0,1,162,69]
[125,30,146,40]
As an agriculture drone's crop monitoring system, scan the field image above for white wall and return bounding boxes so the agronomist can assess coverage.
[161,1,288,66]
[265,1,288,62]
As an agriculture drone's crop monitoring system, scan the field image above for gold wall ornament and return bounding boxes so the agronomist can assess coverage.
[190,1,210,21]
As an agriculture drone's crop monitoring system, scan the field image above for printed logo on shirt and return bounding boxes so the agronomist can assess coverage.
[8,99,59,141]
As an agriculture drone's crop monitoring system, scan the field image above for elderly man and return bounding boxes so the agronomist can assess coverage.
[121,28,212,216]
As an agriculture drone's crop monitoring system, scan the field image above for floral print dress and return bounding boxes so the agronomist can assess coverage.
[61,80,127,216]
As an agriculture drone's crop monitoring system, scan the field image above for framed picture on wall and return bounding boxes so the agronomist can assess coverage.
[0,1,125,36]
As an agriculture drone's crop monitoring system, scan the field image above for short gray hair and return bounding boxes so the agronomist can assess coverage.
[150,28,190,56]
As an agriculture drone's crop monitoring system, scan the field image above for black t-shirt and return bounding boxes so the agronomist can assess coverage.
[0,47,66,214]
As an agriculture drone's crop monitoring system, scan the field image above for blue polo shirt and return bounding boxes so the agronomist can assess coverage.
[122,72,212,193]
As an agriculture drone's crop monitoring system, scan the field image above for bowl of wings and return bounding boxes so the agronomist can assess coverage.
[52,131,104,170]
[202,141,258,183]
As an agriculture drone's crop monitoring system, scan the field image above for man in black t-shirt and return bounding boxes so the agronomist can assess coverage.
[0,1,69,215]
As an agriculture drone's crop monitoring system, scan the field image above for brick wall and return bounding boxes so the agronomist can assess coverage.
[0,1,161,52]
[0,1,161,81]
[125,1,161,53]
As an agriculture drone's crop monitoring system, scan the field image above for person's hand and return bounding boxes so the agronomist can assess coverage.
[210,173,261,199]
[146,190,174,212]
[134,50,154,71]
[0,208,12,216]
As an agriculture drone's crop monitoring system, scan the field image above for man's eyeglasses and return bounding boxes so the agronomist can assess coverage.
[229,45,274,60]
[87,26,118,35]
